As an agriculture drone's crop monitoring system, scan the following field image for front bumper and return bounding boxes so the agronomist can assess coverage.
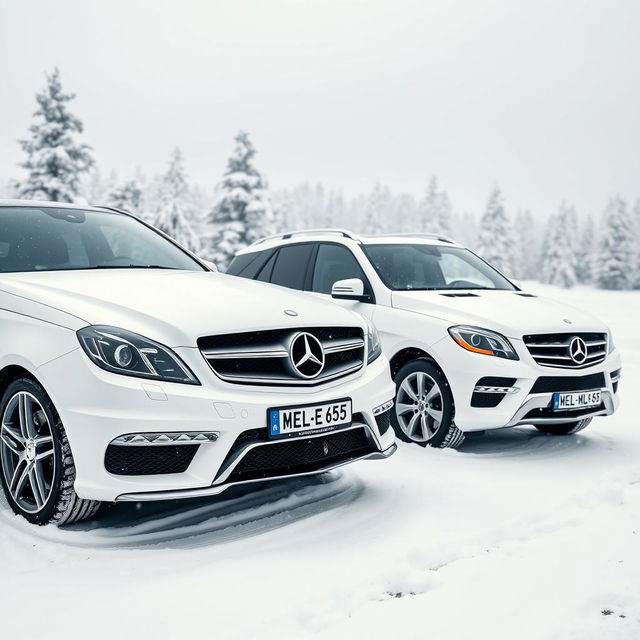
[428,336,622,432]
[36,348,396,502]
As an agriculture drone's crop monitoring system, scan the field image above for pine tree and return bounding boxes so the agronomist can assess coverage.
[512,209,541,280]
[595,196,635,290]
[108,178,144,212]
[152,148,199,253]
[633,199,640,289]
[360,183,390,234]
[541,202,578,288]
[418,176,452,235]
[207,131,274,267]
[575,215,596,284]
[476,186,515,275]
[17,68,94,202]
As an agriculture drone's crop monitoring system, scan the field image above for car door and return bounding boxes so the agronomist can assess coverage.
[308,242,376,324]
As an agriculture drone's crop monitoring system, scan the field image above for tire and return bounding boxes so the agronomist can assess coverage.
[0,377,101,526]
[535,417,593,436]
[391,359,465,449]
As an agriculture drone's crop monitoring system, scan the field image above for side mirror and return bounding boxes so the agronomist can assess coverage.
[331,278,370,302]
[202,260,218,272]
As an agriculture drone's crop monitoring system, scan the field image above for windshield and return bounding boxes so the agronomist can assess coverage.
[363,244,516,291]
[0,207,205,273]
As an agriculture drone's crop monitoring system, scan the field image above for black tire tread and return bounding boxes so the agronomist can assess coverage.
[50,425,100,526]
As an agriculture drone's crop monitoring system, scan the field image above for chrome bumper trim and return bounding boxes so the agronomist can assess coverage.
[505,389,615,427]
[115,441,396,503]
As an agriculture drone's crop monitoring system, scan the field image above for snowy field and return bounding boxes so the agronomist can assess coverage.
[0,283,638,640]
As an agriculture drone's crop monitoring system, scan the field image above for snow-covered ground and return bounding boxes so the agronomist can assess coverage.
[1,284,638,640]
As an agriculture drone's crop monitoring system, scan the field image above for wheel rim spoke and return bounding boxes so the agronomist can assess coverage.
[400,379,418,402]
[1,425,25,455]
[425,385,439,403]
[427,407,443,426]
[9,459,29,496]
[416,372,426,398]
[29,463,47,509]
[396,402,416,415]
[407,412,421,437]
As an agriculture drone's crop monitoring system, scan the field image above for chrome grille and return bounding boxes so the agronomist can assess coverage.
[198,327,365,386]
[523,332,607,369]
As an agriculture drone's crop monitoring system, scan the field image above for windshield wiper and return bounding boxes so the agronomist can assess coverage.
[85,265,182,270]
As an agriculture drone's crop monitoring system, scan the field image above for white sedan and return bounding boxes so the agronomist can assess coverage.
[0,202,395,525]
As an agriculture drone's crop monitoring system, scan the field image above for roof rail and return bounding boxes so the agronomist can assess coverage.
[378,232,457,244]
[251,228,360,246]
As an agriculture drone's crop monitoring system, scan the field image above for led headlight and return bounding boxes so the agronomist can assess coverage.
[77,325,200,384]
[365,318,382,363]
[448,325,519,361]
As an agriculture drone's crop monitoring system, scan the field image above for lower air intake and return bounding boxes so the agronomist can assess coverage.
[105,444,199,476]
[225,427,374,483]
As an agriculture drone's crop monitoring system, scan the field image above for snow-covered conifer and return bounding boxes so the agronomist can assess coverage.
[575,215,596,284]
[541,202,578,288]
[207,131,274,267]
[17,69,93,202]
[595,196,635,290]
[418,176,452,235]
[476,186,515,275]
[360,183,390,234]
[108,178,144,212]
[152,148,199,253]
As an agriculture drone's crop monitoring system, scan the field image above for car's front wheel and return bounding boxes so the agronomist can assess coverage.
[0,378,100,525]
[534,417,593,436]
[391,359,465,449]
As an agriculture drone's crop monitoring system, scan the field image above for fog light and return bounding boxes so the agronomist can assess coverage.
[111,432,220,446]
[373,399,394,416]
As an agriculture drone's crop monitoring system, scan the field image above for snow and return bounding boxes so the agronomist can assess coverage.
[1,283,638,639]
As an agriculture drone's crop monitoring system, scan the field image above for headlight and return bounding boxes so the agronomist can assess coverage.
[365,319,382,363]
[77,325,200,385]
[448,325,519,361]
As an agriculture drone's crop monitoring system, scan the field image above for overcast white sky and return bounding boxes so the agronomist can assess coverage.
[1,0,638,217]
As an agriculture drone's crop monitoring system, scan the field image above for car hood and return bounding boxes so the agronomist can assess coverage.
[391,289,608,338]
[0,270,365,346]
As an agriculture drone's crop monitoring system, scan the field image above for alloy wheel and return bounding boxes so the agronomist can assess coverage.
[395,371,444,442]
[0,391,56,514]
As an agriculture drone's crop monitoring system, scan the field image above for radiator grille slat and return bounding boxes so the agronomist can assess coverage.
[524,332,607,369]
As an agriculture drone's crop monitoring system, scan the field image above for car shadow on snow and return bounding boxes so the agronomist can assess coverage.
[457,426,614,458]
[0,470,365,550]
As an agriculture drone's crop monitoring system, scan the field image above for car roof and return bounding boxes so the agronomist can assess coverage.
[236,229,464,255]
[0,199,117,214]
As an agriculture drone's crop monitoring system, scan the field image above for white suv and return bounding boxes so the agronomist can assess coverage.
[0,204,395,525]
[229,229,621,448]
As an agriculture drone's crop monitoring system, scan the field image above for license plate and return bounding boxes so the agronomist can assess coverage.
[268,398,352,439]
[553,390,601,411]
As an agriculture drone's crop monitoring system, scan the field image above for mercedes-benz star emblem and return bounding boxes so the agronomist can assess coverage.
[288,332,325,379]
[568,336,587,364]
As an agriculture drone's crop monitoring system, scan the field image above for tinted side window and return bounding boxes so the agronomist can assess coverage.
[226,250,274,278]
[312,244,368,294]
[256,251,277,282]
[270,244,314,290]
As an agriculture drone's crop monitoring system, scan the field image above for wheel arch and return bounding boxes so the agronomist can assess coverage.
[0,364,41,400]
[389,346,447,380]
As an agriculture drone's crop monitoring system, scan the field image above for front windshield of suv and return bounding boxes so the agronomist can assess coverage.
[0,207,205,273]
[363,243,516,291]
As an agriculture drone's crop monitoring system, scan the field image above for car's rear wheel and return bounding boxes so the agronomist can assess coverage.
[534,417,593,436]
[391,359,465,449]
[0,378,100,525]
